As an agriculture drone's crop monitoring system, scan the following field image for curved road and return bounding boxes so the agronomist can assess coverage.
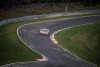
[3,16,100,67]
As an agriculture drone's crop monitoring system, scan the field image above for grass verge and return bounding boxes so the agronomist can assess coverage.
[0,21,42,66]
[0,14,99,66]
[55,22,100,67]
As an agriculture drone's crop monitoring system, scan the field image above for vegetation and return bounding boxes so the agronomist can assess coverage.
[0,5,65,21]
[0,4,100,21]
[0,0,100,21]
[0,13,99,66]
[0,0,99,66]
[0,20,42,66]
[0,0,100,8]
[55,22,100,67]
[68,4,100,11]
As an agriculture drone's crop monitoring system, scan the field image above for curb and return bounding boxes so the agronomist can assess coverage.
[17,25,48,62]
[1,15,99,67]
[0,23,49,67]
[50,23,97,67]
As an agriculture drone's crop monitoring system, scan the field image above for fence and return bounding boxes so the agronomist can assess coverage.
[0,10,100,26]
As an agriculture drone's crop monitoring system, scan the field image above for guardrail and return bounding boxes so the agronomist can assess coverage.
[0,10,100,26]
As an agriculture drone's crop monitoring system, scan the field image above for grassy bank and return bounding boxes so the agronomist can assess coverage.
[0,21,43,66]
[55,22,100,67]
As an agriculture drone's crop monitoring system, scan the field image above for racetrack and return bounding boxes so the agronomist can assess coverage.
[2,16,100,67]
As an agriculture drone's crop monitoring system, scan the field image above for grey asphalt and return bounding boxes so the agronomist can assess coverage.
[3,16,100,67]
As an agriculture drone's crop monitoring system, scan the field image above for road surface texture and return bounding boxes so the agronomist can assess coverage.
[2,16,100,67]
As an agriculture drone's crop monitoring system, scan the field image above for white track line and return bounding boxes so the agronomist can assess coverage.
[1,15,99,67]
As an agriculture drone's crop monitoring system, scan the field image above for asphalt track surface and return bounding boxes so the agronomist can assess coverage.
[3,16,100,67]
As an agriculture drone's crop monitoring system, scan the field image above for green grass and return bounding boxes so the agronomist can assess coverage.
[0,14,99,66]
[0,21,43,66]
[55,22,100,67]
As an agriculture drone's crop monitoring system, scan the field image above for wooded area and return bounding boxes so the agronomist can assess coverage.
[0,0,100,9]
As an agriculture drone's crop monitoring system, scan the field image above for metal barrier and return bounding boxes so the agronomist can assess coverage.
[0,10,100,26]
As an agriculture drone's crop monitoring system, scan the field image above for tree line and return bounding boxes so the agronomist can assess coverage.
[0,0,100,9]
